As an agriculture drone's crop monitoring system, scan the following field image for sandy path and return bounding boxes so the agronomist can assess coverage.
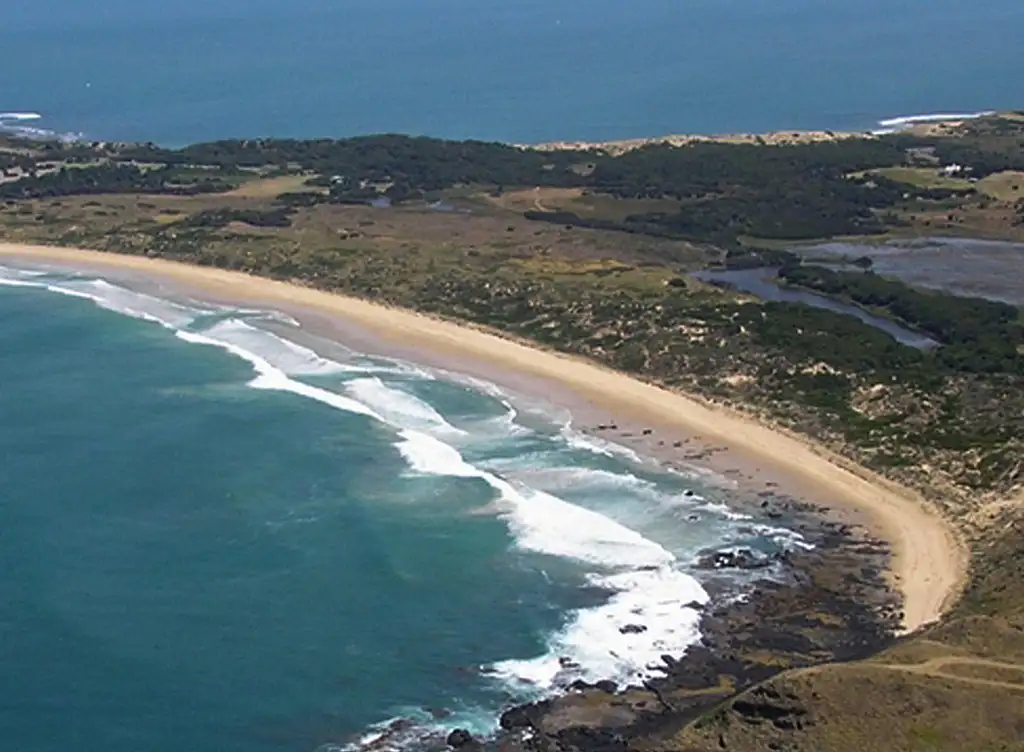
[0,242,968,633]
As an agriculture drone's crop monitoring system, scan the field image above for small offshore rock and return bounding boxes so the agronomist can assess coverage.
[594,679,618,694]
[697,548,773,571]
[499,706,533,730]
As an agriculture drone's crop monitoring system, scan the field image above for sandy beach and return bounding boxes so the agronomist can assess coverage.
[0,242,967,633]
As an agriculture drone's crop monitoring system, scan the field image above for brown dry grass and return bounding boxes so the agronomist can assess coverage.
[223,174,323,198]
[978,170,1024,201]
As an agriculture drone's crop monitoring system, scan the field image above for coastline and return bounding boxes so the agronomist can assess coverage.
[0,241,967,635]
[520,112,998,155]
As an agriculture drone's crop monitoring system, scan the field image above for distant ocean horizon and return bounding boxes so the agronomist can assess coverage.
[2,0,1022,147]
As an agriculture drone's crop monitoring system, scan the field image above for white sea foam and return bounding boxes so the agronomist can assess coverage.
[347,377,466,435]
[698,501,752,521]
[197,319,347,376]
[396,431,481,477]
[226,306,303,328]
[491,565,707,689]
[0,277,42,289]
[874,110,995,133]
[185,324,687,574]
[0,269,203,327]
[236,350,711,688]
[340,706,497,752]
[425,372,530,437]
[0,266,45,279]
[748,523,815,550]
[560,424,643,463]
[475,395,529,437]
[0,112,67,140]
[48,278,202,327]
[0,112,42,121]
[504,487,675,568]
[507,465,654,494]
[5,267,720,695]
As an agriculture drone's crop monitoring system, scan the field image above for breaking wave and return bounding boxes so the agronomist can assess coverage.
[873,110,995,133]
[0,264,813,731]
[0,111,81,141]
[171,313,713,689]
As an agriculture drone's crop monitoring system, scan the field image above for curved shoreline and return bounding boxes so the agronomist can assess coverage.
[0,241,968,632]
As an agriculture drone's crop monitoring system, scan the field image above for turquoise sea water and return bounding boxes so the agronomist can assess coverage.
[2,0,1023,145]
[0,265,808,751]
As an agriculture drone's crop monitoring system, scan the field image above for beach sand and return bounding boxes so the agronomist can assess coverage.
[0,242,968,633]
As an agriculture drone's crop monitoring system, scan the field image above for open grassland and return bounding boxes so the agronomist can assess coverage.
[978,170,1024,201]
[869,166,975,191]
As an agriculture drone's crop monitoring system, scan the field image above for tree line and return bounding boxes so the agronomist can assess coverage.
[779,265,1023,374]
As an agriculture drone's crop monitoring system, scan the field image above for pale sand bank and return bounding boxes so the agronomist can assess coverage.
[0,242,967,633]
[522,116,990,156]
[524,129,869,155]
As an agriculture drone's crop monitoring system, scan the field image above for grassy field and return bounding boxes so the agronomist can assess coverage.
[978,170,1024,201]
[870,166,975,191]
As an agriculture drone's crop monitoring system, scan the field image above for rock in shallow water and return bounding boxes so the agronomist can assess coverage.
[446,728,475,749]
[619,623,647,634]
[697,548,777,570]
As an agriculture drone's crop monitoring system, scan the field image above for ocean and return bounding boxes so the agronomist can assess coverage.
[0,264,808,751]
[1,2,1009,748]
[2,0,1023,146]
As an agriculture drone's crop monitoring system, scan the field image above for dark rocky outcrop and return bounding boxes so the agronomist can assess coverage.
[619,624,647,634]
[730,687,810,730]
[482,508,897,752]
[696,548,777,570]
[446,728,477,749]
